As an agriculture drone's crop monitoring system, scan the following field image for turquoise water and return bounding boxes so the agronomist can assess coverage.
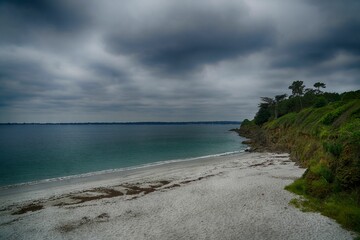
[0,124,244,187]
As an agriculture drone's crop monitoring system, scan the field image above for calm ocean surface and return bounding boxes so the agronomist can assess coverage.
[0,124,245,187]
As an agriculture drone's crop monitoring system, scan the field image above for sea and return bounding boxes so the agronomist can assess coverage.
[0,123,245,187]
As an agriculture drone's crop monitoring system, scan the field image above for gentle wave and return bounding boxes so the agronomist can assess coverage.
[0,150,244,190]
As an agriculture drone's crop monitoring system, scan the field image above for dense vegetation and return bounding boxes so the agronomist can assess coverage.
[239,81,360,234]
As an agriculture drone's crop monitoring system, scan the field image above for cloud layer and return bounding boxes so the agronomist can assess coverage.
[0,0,359,122]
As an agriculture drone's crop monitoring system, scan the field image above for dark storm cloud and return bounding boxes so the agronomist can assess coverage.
[273,23,360,69]
[106,6,274,74]
[0,0,90,44]
[0,0,359,122]
[273,1,360,69]
[0,58,61,106]
[88,63,129,82]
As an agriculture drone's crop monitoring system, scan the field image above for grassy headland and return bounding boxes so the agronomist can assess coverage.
[238,82,360,233]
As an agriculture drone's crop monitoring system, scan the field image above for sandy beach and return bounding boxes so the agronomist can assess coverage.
[0,152,355,240]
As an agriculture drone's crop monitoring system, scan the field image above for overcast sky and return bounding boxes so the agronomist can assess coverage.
[0,0,359,122]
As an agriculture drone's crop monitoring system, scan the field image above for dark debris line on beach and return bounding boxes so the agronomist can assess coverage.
[10,175,219,215]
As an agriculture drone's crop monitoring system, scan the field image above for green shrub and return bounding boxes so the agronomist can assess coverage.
[351,107,360,118]
[288,192,360,233]
[267,112,297,129]
[323,142,343,157]
[310,163,333,182]
[254,107,271,126]
[350,131,360,145]
[309,178,331,198]
[314,96,328,108]
[322,111,342,125]
[341,90,360,101]
[336,166,360,189]
[241,119,253,126]
[285,178,307,195]
[323,92,341,103]
[322,193,360,232]
[340,119,360,144]
[332,179,343,193]
[320,101,357,125]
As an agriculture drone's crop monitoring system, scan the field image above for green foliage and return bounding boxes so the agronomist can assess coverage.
[266,112,297,129]
[323,142,343,157]
[248,83,360,234]
[302,92,317,106]
[321,111,342,125]
[314,96,328,108]
[314,82,326,90]
[283,97,297,113]
[320,100,359,127]
[277,98,360,232]
[275,94,287,102]
[285,178,307,195]
[310,163,333,182]
[351,107,360,118]
[241,119,252,126]
[322,92,341,102]
[309,178,331,198]
[289,80,305,96]
[253,82,342,122]
[339,113,360,146]
[322,193,360,232]
[341,90,360,101]
[254,105,271,126]
[287,192,360,233]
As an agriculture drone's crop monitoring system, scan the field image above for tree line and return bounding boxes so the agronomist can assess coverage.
[254,81,359,125]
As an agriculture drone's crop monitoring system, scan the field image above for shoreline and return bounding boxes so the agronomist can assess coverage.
[0,151,244,199]
[0,150,243,192]
[0,152,356,239]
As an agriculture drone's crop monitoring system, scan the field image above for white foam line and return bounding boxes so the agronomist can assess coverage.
[0,150,244,190]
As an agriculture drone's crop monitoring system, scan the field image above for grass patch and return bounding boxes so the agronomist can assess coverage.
[323,142,343,157]
[289,198,318,213]
[285,178,306,195]
[310,163,333,182]
[287,184,360,234]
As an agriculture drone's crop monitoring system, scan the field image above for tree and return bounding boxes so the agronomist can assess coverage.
[305,88,316,95]
[274,94,287,119]
[314,96,328,108]
[289,80,305,109]
[258,95,287,120]
[275,94,287,103]
[314,82,326,94]
[260,97,275,106]
[289,80,305,97]
[254,97,273,125]
[254,105,271,125]
[261,97,275,119]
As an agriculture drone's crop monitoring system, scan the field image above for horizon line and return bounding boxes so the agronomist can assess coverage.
[0,121,242,125]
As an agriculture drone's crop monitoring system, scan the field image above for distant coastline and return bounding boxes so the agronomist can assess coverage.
[0,121,241,125]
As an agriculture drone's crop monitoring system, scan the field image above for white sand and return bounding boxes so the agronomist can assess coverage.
[0,152,356,240]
